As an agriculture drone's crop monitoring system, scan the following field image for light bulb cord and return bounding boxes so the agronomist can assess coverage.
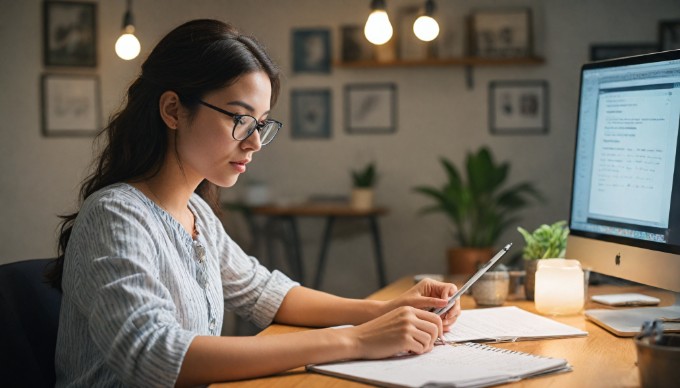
[425,0,436,16]
[122,0,134,29]
[370,0,386,11]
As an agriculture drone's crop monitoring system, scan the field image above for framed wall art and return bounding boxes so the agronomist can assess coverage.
[292,28,331,73]
[43,1,97,67]
[340,25,374,62]
[291,89,332,139]
[345,83,397,134]
[468,8,533,58]
[658,20,680,51]
[589,43,658,61]
[489,80,548,135]
[41,74,101,137]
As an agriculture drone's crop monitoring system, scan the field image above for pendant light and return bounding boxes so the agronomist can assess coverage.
[115,0,140,60]
[364,0,393,45]
[413,0,440,42]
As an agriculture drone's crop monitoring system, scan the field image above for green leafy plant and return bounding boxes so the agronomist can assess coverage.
[517,220,569,260]
[414,147,543,248]
[351,162,377,188]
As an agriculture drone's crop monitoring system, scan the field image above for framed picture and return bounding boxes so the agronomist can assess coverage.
[340,25,374,62]
[43,1,97,67]
[468,8,533,58]
[397,6,433,61]
[489,80,548,135]
[589,43,658,61]
[291,89,332,139]
[659,20,680,51]
[41,74,101,136]
[292,28,331,73]
[345,83,397,134]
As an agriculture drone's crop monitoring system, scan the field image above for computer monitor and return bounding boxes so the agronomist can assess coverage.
[566,49,680,336]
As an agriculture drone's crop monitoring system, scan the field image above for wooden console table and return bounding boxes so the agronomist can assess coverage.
[223,203,389,288]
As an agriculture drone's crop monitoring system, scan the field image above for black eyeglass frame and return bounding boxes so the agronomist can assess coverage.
[196,99,282,145]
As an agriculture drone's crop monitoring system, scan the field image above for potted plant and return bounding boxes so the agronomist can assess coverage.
[350,162,377,210]
[517,220,570,300]
[414,146,543,275]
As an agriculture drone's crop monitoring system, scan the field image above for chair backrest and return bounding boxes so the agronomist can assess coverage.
[0,258,62,387]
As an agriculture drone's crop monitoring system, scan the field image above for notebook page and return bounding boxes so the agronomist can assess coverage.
[309,343,568,388]
[443,306,587,343]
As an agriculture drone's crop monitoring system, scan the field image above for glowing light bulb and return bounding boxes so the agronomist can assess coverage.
[364,10,393,45]
[115,26,140,60]
[413,15,440,42]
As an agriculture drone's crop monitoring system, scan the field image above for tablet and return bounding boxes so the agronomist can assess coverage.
[431,243,512,316]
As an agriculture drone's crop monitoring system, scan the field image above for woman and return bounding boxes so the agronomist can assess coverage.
[48,19,461,387]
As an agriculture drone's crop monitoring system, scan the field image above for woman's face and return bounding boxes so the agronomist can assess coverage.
[176,71,272,188]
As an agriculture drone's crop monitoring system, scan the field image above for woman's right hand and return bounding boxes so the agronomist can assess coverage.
[341,306,443,360]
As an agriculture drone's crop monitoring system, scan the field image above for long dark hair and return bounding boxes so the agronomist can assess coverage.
[46,19,281,290]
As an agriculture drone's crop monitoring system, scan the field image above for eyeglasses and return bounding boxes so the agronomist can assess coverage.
[196,100,282,146]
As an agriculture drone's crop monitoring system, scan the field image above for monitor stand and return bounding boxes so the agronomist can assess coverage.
[585,292,680,337]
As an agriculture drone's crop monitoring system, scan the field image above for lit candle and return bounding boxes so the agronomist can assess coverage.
[535,259,584,315]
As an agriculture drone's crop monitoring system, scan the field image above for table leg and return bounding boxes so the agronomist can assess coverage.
[286,216,305,284]
[369,216,388,288]
[263,217,277,269]
[314,216,336,289]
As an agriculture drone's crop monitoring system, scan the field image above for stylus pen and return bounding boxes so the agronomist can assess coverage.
[432,243,512,317]
[431,243,513,345]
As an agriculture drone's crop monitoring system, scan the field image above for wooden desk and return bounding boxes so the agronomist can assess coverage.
[212,277,676,387]
[224,203,389,288]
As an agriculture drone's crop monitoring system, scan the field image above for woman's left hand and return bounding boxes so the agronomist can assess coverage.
[384,278,461,332]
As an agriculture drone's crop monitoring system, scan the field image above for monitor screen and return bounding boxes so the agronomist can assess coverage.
[567,50,680,293]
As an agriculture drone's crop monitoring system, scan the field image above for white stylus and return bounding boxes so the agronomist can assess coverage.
[432,243,513,316]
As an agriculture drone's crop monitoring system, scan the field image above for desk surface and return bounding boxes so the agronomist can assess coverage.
[212,277,675,387]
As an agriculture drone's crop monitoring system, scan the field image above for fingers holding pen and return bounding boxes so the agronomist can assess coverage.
[410,308,443,353]
[441,298,462,332]
[350,306,443,359]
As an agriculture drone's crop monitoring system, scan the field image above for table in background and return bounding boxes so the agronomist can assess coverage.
[223,202,389,288]
[211,276,677,387]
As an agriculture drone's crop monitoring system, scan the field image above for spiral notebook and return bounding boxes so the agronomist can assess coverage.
[308,343,571,388]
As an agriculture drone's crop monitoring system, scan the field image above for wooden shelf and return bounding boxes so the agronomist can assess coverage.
[334,56,545,89]
[334,56,545,68]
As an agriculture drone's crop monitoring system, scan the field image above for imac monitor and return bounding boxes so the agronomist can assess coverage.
[566,49,680,336]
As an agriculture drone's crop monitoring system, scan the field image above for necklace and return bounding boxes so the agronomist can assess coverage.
[145,182,198,239]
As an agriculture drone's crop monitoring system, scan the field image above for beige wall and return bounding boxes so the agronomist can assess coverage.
[1,0,678,298]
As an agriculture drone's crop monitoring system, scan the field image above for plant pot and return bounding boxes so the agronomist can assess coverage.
[447,247,495,276]
[524,259,540,301]
[351,188,374,210]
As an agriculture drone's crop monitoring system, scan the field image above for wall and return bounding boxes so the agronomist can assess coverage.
[1,0,678,299]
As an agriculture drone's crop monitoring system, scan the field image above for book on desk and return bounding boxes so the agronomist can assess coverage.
[308,342,571,388]
[308,306,585,387]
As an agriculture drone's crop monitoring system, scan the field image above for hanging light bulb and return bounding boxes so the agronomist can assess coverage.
[413,0,440,42]
[115,0,140,60]
[364,0,393,45]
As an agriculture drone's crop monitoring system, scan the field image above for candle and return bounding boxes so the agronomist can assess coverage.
[535,259,584,315]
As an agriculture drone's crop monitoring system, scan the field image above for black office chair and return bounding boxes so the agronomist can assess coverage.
[0,259,62,387]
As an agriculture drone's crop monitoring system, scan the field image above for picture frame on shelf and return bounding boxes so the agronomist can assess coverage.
[468,8,533,58]
[292,28,331,73]
[291,89,332,139]
[41,74,101,137]
[489,80,548,135]
[43,1,97,67]
[589,43,658,61]
[658,20,680,51]
[345,83,397,134]
[397,6,434,61]
[340,25,375,62]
